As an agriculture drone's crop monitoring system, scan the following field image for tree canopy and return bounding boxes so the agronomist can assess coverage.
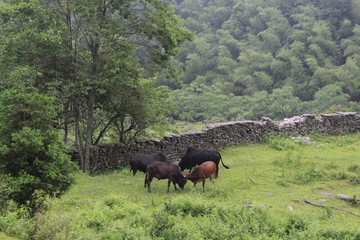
[0,0,193,171]
[167,0,360,122]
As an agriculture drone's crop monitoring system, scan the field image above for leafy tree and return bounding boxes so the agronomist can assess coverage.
[302,84,351,113]
[0,0,193,172]
[96,78,176,144]
[248,91,271,119]
[268,86,302,119]
[0,89,77,211]
[170,84,243,122]
[353,0,360,23]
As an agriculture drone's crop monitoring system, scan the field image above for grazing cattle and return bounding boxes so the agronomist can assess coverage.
[185,161,216,191]
[179,147,229,178]
[129,153,169,176]
[145,162,187,193]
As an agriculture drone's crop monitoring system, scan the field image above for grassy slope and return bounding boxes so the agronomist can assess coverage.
[9,133,360,239]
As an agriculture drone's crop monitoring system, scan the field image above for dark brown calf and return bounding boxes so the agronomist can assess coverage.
[185,161,216,191]
[145,162,187,193]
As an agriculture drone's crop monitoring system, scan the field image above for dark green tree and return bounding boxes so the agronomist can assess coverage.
[0,0,193,172]
[0,89,78,211]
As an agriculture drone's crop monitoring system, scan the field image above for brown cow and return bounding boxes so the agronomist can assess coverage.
[185,161,216,191]
[145,162,187,193]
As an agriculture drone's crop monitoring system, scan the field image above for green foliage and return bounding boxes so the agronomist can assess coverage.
[163,196,214,217]
[294,166,326,184]
[0,202,34,239]
[0,90,78,211]
[0,0,194,172]
[97,78,177,144]
[264,134,303,151]
[283,214,311,236]
[0,175,11,210]
[166,0,360,121]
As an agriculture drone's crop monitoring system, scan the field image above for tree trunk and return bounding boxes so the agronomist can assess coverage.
[84,88,95,172]
[64,0,85,171]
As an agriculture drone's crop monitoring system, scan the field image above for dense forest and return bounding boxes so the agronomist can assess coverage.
[167,0,360,121]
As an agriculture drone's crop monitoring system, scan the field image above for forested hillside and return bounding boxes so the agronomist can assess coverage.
[167,0,360,121]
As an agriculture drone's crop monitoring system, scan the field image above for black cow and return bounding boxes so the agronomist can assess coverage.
[179,146,229,178]
[129,153,169,177]
[145,162,187,193]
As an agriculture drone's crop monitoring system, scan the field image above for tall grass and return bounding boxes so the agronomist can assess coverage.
[2,133,360,239]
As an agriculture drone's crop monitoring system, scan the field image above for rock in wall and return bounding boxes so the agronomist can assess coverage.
[279,112,360,135]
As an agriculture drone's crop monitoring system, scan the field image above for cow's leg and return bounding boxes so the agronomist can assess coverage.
[147,175,153,193]
[191,182,198,191]
[172,180,178,191]
[167,179,172,193]
[215,165,219,178]
[144,173,147,188]
[202,179,206,191]
[168,177,177,192]
[133,169,137,176]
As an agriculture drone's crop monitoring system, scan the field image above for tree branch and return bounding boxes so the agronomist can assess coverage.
[303,199,360,218]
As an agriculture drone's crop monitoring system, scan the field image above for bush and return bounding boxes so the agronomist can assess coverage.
[0,174,11,211]
[0,90,78,212]
[264,134,302,151]
[0,204,34,239]
[294,167,326,184]
[163,196,214,217]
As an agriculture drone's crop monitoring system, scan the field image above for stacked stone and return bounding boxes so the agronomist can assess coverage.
[72,112,360,172]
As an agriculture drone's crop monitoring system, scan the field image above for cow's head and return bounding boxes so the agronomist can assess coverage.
[177,176,187,189]
[157,152,168,162]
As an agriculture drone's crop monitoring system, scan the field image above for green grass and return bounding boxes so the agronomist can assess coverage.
[164,121,205,135]
[2,133,360,239]
[0,232,17,240]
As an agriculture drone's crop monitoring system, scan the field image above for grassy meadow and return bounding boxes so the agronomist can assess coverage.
[2,133,360,239]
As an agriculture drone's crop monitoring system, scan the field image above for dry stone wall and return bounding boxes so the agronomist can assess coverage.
[82,112,360,172]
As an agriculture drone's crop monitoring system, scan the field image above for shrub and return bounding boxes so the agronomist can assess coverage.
[0,90,78,212]
[103,196,124,209]
[0,204,34,239]
[294,167,326,184]
[348,174,360,185]
[163,197,214,217]
[0,174,11,211]
[264,134,302,151]
[347,164,360,173]
[149,212,175,238]
[283,214,310,235]
[319,229,360,239]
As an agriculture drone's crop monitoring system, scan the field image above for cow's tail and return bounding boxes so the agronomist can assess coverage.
[218,152,229,169]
